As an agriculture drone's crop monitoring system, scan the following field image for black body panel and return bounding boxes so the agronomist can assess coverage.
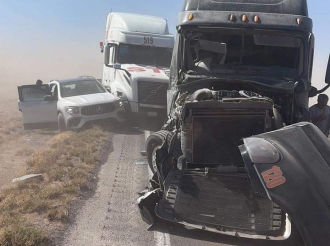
[240,122,330,246]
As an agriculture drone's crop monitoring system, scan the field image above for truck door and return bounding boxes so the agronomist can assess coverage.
[18,85,57,129]
[103,44,116,88]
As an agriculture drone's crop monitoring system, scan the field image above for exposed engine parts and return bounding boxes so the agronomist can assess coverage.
[174,88,286,130]
[189,88,265,103]
[176,89,274,167]
[141,88,289,236]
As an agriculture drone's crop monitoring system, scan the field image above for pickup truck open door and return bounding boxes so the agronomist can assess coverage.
[18,85,57,130]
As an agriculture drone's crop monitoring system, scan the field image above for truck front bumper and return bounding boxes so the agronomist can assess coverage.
[125,101,167,119]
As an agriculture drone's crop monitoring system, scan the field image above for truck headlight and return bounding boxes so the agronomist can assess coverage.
[243,137,281,164]
[115,100,123,108]
[65,106,79,114]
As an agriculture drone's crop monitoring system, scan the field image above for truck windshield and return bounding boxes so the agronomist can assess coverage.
[60,80,106,98]
[182,29,304,79]
[117,44,172,68]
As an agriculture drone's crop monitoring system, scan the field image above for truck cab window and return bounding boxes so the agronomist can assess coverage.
[117,44,172,68]
[184,30,303,78]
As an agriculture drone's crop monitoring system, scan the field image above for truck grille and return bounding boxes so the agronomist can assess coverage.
[81,103,115,116]
[193,114,267,165]
[138,81,168,106]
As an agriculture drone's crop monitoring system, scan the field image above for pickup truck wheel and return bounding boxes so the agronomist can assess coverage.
[58,112,67,132]
[146,130,169,174]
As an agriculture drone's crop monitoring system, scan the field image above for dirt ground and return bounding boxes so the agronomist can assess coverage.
[0,82,55,190]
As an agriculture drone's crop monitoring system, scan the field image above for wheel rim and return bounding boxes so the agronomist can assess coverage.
[151,144,161,173]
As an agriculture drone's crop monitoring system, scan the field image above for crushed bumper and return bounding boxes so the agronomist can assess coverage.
[155,169,290,240]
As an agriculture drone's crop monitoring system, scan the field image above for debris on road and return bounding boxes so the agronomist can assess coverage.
[12,173,43,183]
[135,161,148,165]
[137,188,163,225]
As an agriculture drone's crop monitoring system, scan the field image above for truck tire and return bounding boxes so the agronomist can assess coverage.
[146,130,169,174]
[58,112,67,132]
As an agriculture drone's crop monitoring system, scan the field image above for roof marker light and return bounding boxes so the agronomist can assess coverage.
[242,15,248,22]
[296,18,301,25]
[188,13,194,21]
[229,14,236,22]
[254,15,259,23]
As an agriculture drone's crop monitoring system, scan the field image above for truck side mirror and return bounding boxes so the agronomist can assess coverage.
[308,86,318,98]
[326,55,330,84]
[104,45,110,66]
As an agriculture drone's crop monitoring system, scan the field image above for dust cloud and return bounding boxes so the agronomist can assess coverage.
[0,42,103,117]
[0,38,328,115]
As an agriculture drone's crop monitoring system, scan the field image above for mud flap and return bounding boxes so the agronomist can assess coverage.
[239,122,330,246]
[137,189,163,226]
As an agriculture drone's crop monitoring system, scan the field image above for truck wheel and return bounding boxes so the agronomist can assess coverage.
[146,130,169,174]
[58,112,67,132]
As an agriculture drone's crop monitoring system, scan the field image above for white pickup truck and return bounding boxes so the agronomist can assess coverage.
[101,12,174,122]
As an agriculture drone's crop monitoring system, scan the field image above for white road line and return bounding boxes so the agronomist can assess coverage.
[144,130,171,246]
[145,130,151,139]
[154,231,171,246]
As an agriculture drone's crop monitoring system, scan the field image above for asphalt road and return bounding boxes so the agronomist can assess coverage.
[62,123,305,246]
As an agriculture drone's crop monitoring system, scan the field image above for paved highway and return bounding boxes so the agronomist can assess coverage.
[62,123,305,246]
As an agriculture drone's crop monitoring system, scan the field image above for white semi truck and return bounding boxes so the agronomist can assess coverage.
[101,12,174,122]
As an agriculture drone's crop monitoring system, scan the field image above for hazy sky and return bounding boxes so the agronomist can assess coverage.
[0,0,329,103]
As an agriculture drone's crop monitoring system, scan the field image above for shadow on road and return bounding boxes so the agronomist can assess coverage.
[75,115,165,136]
[138,117,165,132]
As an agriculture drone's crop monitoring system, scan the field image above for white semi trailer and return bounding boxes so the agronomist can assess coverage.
[101,12,174,121]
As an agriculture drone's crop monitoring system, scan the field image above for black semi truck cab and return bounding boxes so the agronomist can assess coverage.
[141,1,330,245]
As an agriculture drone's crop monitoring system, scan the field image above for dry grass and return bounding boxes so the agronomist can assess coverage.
[0,126,108,245]
[6,118,24,133]
[16,148,35,157]
[0,117,26,146]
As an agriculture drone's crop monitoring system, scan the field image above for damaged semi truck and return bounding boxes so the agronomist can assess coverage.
[140,0,330,245]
